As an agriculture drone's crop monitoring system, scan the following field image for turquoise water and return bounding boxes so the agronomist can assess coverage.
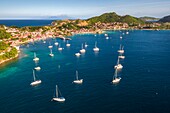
[0,30,170,113]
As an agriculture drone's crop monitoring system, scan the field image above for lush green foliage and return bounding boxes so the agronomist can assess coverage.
[0,47,18,61]
[87,12,144,25]
[0,30,12,39]
[0,41,9,51]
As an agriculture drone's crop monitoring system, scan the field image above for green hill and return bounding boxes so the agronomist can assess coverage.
[87,12,144,25]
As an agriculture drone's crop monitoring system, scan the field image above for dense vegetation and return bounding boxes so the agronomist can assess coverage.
[0,41,18,61]
[0,41,9,52]
[87,12,144,25]
[0,30,12,39]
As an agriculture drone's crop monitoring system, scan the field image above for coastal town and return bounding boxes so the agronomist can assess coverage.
[0,12,170,64]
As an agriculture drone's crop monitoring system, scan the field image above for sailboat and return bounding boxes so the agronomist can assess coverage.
[34,61,41,70]
[117,45,124,54]
[48,42,53,49]
[118,55,125,59]
[66,40,71,47]
[54,39,59,46]
[114,57,123,69]
[52,85,65,102]
[106,36,109,39]
[112,68,121,83]
[49,48,54,57]
[58,44,63,51]
[30,70,41,86]
[93,41,99,52]
[85,42,88,47]
[75,52,81,56]
[33,52,39,61]
[73,71,83,84]
[80,44,86,53]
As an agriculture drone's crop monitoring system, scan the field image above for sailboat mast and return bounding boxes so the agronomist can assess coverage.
[33,70,36,81]
[81,44,83,49]
[115,69,118,78]
[95,42,97,48]
[34,52,36,58]
[76,71,78,80]
[56,85,58,98]
[50,48,52,54]
[117,58,119,65]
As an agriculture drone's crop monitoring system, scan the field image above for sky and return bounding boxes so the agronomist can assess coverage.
[0,0,170,19]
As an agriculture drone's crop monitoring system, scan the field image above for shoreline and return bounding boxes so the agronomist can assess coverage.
[0,53,19,65]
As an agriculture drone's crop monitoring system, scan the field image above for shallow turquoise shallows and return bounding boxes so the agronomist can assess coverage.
[0,30,170,113]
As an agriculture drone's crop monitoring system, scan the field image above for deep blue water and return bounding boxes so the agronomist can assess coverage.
[0,20,55,27]
[0,30,170,113]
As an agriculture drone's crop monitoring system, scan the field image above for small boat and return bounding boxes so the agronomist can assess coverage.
[55,42,59,46]
[33,52,39,61]
[34,66,41,70]
[126,31,129,34]
[80,44,86,53]
[104,34,108,36]
[73,71,83,84]
[112,68,121,83]
[66,41,71,47]
[75,52,81,56]
[30,70,41,86]
[48,42,53,48]
[85,42,88,47]
[106,37,109,39]
[52,85,65,102]
[58,44,63,51]
[114,58,123,69]
[120,36,122,39]
[49,48,54,57]
[117,45,124,54]
[118,55,125,59]
[93,42,99,52]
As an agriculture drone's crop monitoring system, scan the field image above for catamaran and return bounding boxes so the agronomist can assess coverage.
[52,85,65,102]
[93,41,99,52]
[30,70,41,86]
[112,68,121,83]
[49,48,54,57]
[33,52,39,61]
[80,44,86,53]
[118,45,124,54]
[114,58,123,69]
[73,71,83,84]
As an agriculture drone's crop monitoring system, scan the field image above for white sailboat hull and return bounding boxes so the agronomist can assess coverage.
[75,53,81,56]
[114,64,123,69]
[49,53,54,57]
[30,80,42,86]
[73,79,83,84]
[118,50,124,54]
[33,57,39,61]
[80,49,86,53]
[119,56,125,59]
[53,97,65,102]
[93,47,99,52]
[58,48,63,51]
[34,66,41,70]
[66,44,71,47]
[48,46,53,48]
[112,77,121,83]
[55,42,59,46]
